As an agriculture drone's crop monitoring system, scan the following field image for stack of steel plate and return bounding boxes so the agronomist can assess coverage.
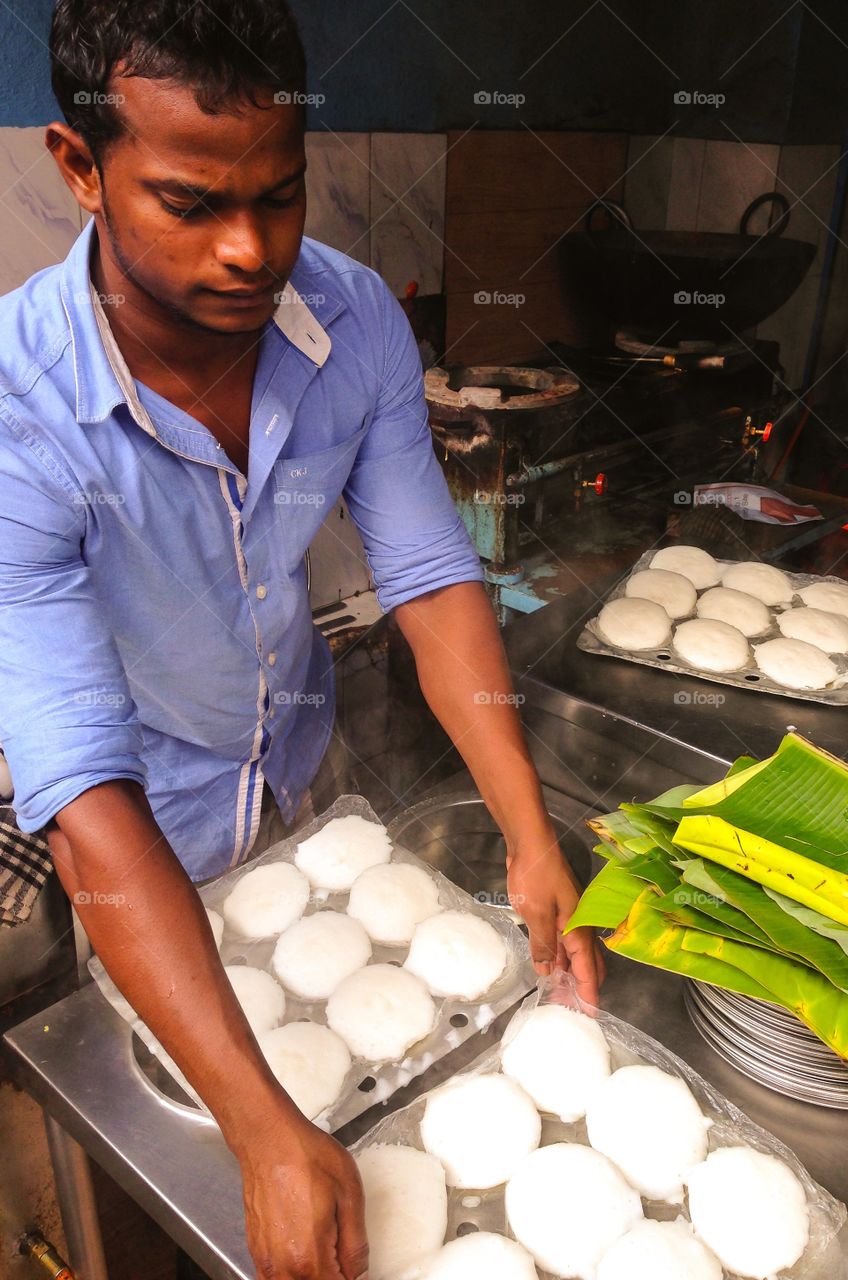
[685,981,848,1110]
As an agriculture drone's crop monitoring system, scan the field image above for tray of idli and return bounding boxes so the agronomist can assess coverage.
[578,547,848,704]
[87,794,535,1132]
[351,979,846,1280]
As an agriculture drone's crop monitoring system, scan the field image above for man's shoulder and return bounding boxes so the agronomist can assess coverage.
[293,236,391,316]
[0,259,73,400]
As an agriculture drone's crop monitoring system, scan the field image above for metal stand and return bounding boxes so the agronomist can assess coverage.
[44,1114,109,1280]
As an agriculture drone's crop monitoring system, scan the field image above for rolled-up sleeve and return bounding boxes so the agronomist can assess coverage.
[342,279,484,613]
[0,416,146,832]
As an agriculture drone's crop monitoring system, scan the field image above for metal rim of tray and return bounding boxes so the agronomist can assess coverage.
[684,981,848,1110]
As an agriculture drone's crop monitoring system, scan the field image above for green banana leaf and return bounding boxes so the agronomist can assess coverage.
[673,814,848,925]
[564,862,644,932]
[762,888,848,959]
[680,861,848,993]
[681,733,848,871]
[651,884,783,954]
[604,889,848,1057]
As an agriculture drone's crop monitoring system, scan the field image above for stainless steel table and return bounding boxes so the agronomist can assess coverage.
[4,951,846,1278]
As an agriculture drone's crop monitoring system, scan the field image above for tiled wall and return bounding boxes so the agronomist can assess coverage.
[624,134,844,389]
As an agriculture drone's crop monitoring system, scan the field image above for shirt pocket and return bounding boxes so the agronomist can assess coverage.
[272,423,368,575]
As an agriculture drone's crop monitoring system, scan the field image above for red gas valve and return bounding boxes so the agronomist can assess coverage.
[579,471,608,496]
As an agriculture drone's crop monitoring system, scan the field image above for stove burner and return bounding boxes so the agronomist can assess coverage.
[425,365,581,414]
[615,328,748,359]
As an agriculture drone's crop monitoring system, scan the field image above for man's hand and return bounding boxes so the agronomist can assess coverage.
[237,1109,369,1280]
[506,831,605,1008]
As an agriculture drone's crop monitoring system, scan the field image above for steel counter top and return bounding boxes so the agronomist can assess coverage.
[4,954,846,1277]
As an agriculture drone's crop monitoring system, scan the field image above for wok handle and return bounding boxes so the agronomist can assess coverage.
[584,199,634,240]
[740,191,791,238]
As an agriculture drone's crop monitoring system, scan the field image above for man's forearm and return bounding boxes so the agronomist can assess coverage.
[48,779,297,1153]
[394,581,552,850]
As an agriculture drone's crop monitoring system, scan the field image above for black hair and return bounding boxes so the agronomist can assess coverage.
[50,0,307,168]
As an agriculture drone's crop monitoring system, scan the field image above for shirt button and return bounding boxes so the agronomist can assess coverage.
[256,584,267,600]
[268,652,277,666]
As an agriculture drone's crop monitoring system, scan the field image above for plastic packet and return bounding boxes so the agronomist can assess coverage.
[87,793,535,1132]
[351,972,847,1280]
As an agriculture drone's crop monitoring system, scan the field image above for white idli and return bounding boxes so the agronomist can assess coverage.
[223,965,285,1035]
[501,1004,611,1121]
[797,580,848,619]
[294,814,392,892]
[650,545,720,589]
[597,1219,722,1280]
[221,861,309,938]
[356,1144,448,1280]
[421,1073,541,1189]
[271,911,372,1000]
[423,1232,538,1280]
[585,1064,710,1201]
[673,618,750,672]
[777,606,848,654]
[506,1144,643,1279]
[257,1022,350,1120]
[348,862,441,945]
[686,1147,809,1279]
[327,963,436,1061]
[696,585,771,637]
[405,910,507,1000]
[625,568,696,619]
[720,560,793,605]
[205,907,224,948]
[754,637,838,689]
[597,596,671,650]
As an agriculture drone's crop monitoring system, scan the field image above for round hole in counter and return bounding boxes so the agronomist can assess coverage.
[358,1076,377,1093]
[450,1013,469,1029]
[656,652,672,661]
[456,1222,479,1237]
[744,673,761,682]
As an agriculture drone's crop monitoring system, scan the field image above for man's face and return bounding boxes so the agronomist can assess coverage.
[96,73,307,333]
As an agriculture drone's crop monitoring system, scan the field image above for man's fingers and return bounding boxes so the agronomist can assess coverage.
[525,910,558,976]
[563,926,602,1008]
[335,1178,369,1280]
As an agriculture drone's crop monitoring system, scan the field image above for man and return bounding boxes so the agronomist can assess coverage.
[0,2,601,1275]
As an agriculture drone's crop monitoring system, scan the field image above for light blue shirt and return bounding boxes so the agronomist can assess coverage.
[0,219,483,880]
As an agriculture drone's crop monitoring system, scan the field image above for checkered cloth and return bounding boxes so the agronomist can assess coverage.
[0,807,52,926]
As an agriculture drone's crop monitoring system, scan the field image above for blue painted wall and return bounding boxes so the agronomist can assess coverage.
[0,0,844,142]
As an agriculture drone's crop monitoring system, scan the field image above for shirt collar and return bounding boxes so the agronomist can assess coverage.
[60,219,344,426]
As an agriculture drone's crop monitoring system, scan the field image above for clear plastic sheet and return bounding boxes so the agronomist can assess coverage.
[352,974,847,1280]
[577,552,848,704]
[88,794,535,1132]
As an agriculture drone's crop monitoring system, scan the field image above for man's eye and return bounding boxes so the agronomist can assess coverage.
[159,194,300,220]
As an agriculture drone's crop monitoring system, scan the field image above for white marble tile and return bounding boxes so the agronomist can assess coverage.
[696,139,779,234]
[369,133,446,296]
[0,126,83,295]
[624,134,673,232]
[304,132,371,266]
[666,137,706,231]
